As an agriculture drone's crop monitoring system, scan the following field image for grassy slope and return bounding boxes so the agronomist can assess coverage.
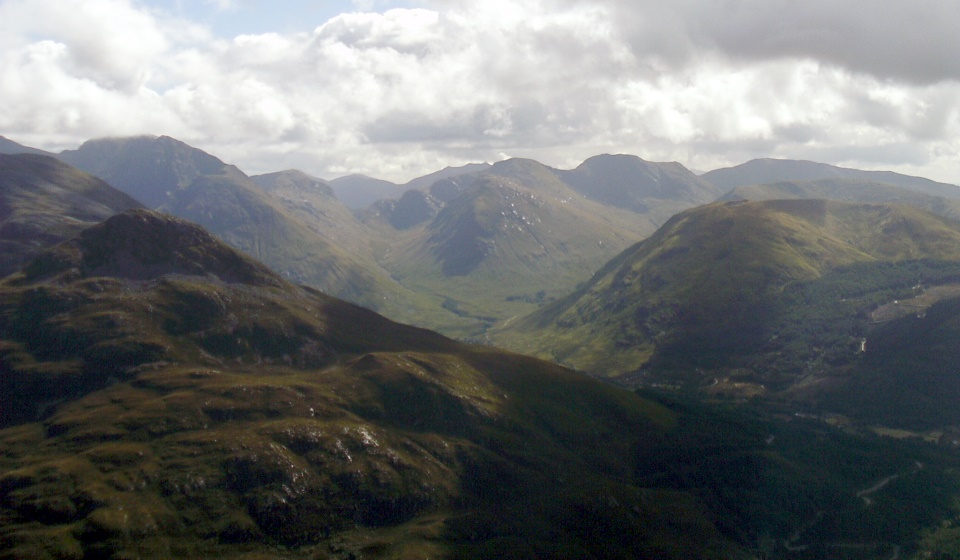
[493,200,960,382]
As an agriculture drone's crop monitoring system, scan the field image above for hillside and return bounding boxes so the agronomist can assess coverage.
[703,158,960,200]
[493,200,960,418]
[3,209,959,559]
[0,154,142,277]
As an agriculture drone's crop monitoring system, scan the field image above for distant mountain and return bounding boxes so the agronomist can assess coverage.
[3,208,958,558]
[0,136,53,156]
[329,164,489,211]
[251,168,335,198]
[360,156,724,338]
[378,158,660,335]
[559,153,720,212]
[328,173,406,209]
[59,135,245,208]
[703,158,960,199]
[494,199,960,423]
[718,178,960,222]
[249,169,375,256]
[0,153,142,277]
[402,162,490,192]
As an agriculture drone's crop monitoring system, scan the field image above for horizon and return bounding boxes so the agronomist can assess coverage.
[1,0,958,184]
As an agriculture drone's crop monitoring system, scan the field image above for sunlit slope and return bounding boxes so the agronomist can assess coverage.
[494,199,960,384]
[0,154,142,277]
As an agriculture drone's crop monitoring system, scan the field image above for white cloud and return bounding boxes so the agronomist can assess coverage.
[0,0,958,184]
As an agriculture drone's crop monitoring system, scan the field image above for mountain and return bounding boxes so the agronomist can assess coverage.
[59,135,245,209]
[703,158,960,200]
[494,199,960,413]
[0,153,142,277]
[3,208,959,559]
[363,156,724,338]
[402,162,491,192]
[329,174,406,209]
[249,169,375,256]
[377,158,660,335]
[0,136,53,157]
[329,165,490,211]
[559,153,721,212]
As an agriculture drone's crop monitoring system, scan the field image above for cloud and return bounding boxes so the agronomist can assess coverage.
[0,0,957,184]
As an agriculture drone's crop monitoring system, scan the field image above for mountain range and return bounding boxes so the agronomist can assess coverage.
[3,207,960,558]
[5,133,960,557]
[4,135,729,339]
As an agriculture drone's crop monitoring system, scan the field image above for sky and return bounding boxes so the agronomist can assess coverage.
[1,0,959,184]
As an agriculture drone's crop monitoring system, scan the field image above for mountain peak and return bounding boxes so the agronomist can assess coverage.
[23,209,285,287]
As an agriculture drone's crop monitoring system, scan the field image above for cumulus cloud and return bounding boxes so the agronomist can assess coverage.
[0,0,958,184]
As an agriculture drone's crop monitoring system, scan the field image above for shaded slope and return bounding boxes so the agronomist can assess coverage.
[0,154,142,277]
[825,295,960,429]
[495,200,960,392]
[704,158,960,200]
[3,210,960,559]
